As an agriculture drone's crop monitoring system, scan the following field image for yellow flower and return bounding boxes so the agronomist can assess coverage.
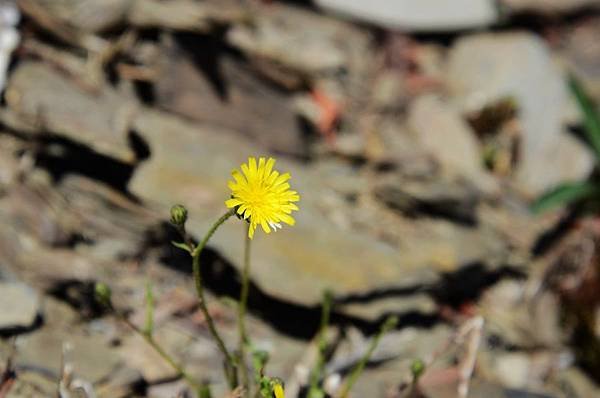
[226,157,300,239]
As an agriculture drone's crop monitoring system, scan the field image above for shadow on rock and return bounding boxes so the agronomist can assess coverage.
[145,223,525,340]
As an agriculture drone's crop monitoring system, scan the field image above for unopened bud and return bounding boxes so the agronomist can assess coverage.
[94,282,112,307]
[410,358,425,380]
[170,204,188,226]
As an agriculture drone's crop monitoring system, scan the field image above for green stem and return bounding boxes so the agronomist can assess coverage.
[308,291,333,398]
[339,316,398,398]
[115,309,205,396]
[238,222,252,397]
[192,208,237,388]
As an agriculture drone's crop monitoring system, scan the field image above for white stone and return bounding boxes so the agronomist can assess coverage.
[446,32,594,195]
[0,282,39,330]
[315,0,499,32]
[408,94,483,179]
[504,0,600,13]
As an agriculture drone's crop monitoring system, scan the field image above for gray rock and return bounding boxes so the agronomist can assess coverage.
[15,329,122,384]
[154,35,308,157]
[562,16,600,85]
[315,0,499,32]
[446,32,594,195]
[5,61,137,162]
[374,177,481,225]
[0,281,40,331]
[408,94,495,191]
[226,3,371,75]
[118,325,208,383]
[493,352,534,389]
[129,109,412,305]
[558,367,600,398]
[24,0,130,33]
[5,371,58,397]
[130,106,515,300]
[503,0,600,14]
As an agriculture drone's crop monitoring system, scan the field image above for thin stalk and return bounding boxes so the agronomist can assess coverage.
[114,309,205,396]
[238,222,252,397]
[192,208,237,388]
[339,316,398,398]
[308,291,333,398]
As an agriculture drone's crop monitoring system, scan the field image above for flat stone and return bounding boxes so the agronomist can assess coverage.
[129,109,415,305]
[226,3,370,75]
[0,281,40,331]
[15,329,121,384]
[494,353,533,389]
[408,94,493,189]
[557,367,600,398]
[6,371,58,397]
[118,324,218,383]
[25,0,130,33]
[503,0,600,13]
[374,176,481,225]
[5,62,137,162]
[155,36,308,157]
[315,0,499,32]
[130,107,515,304]
[446,32,594,195]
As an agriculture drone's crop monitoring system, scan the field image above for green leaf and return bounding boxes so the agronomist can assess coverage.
[143,281,154,336]
[531,181,600,214]
[569,74,600,161]
[171,241,192,253]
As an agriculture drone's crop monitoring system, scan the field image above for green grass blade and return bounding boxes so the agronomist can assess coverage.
[143,281,154,336]
[569,74,600,160]
[531,181,599,214]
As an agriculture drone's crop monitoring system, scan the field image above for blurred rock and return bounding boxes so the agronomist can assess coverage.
[422,378,558,398]
[479,280,564,349]
[155,35,308,157]
[330,324,453,373]
[128,0,248,33]
[147,379,190,398]
[5,371,58,397]
[561,16,600,90]
[21,0,129,33]
[15,329,121,384]
[315,0,499,32]
[19,0,246,34]
[375,177,481,225]
[95,366,144,398]
[371,71,406,111]
[558,367,600,398]
[502,0,600,14]
[0,281,39,331]
[493,352,533,389]
[5,62,137,162]
[408,94,489,184]
[226,2,373,80]
[118,325,213,383]
[0,0,18,92]
[446,32,594,195]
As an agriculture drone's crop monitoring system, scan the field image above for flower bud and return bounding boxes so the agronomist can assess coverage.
[170,204,188,226]
[94,282,112,307]
[410,358,425,380]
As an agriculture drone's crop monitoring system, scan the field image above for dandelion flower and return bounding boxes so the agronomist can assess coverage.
[226,157,300,239]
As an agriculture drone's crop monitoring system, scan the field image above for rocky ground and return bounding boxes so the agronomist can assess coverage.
[1,0,600,397]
